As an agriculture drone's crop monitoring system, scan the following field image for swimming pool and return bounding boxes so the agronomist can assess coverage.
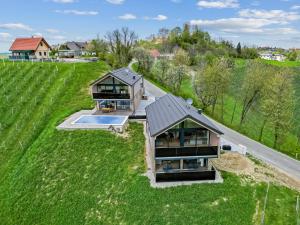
[73,115,128,125]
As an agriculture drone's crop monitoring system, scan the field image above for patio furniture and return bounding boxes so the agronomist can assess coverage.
[101,107,113,113]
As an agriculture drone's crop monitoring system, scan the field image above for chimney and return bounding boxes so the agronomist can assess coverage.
[133,75,136,80]
[198,109,202,114]
[186,98,193,105]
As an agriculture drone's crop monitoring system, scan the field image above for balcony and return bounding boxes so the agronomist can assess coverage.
[155,146,218,158]
[156,170,216,182]
[92,92,130,99]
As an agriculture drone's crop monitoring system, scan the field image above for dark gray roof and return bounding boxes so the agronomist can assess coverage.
[90,68,142,87]
[66,41,87,51]
[146,94,223,137]
[110,68,142,86]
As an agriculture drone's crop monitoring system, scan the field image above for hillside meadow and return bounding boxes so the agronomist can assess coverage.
[0,61,299,225]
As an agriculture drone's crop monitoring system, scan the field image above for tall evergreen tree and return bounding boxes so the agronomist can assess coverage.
[236,42,242,56]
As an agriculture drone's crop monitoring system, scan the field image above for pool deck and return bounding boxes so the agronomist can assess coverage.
[57,109,129,130]
[57,90,155,130]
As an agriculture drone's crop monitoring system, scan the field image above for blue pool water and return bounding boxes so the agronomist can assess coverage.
[74,115,127,125]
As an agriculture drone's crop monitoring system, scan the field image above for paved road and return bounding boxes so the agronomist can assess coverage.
[142,75,300,181]
[211,118,300,181]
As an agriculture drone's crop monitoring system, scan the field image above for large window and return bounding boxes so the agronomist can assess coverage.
[97,76,129,94]
[156,160,180,172]
[196,130,209,145]
[116,100,131,110]
[183,159,206,170]
[155,129,180,148]
[155,119,209,148]
[98,85,114,93]
[156,158,208,173]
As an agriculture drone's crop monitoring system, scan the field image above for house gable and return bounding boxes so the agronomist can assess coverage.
[152,116,221,138]
[91,73,129,87]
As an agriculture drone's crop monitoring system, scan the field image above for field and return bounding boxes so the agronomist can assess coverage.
[0,61,299,224]
[0,53,9,59]
[261,59,300,67]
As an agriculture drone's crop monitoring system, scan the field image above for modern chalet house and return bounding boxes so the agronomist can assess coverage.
[145,94,223,182]
[91,68,144,113]
[58,41,88,58]
[9,37,51,60]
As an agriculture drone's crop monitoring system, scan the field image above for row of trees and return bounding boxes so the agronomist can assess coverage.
[132,47,190,93]
[194,59,295,148]
[144,24,258,65]
[86,27,138,68]
[194,57,233,121]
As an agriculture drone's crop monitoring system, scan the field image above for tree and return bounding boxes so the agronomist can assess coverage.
[168,27,182,45]
[131,47,154,73]
[105,27,138,67]
[151,59,170,84]
[86,35,108,59]
[182,23,191,43]
[239,61,272,127]
[173,48,190,66]
[166,65,186,93]
[236,42,242,56]
[287,50,297,61]
[260,69,294,148]
[194,58,232,115]
[158,28,169,40]
[241,47,258,59]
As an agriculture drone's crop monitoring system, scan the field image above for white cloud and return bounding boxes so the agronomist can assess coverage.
[0,32,11,39]
[190,17,299,35]
[118,13,136,20]
[153,15,168,21]
[238,9,300,22]
[106,0,124,4]
[190,18,276,29]
[291,5,300,10]
[55,9,99,15]
[52,0,75,3]
[0,23,33,31]
[45,28,59,33]
[171,0,181,3]
[197,0,239,9]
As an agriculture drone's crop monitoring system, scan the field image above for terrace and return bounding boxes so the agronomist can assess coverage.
[92,92,130,99]
[155,159,216,182]
[154,126,219,157]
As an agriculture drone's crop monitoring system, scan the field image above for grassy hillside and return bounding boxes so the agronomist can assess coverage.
[0,61,299,224]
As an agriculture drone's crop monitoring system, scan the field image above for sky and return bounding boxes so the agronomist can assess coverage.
[0,0,300,52]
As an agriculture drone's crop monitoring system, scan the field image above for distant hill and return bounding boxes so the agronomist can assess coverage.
[0,53,9,59]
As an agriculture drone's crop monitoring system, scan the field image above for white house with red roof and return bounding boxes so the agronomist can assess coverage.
[9,37,51,60]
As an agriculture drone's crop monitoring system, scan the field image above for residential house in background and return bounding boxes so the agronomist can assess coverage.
[58,41,88,58]
[9,37,51,60]
[146,94,223,182]
[91,68,144,113]
[149,49,174,61]
[259,52,286,61]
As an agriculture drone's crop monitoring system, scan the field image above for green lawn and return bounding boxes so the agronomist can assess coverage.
[0,61,299,224]
[261,59,300,67]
